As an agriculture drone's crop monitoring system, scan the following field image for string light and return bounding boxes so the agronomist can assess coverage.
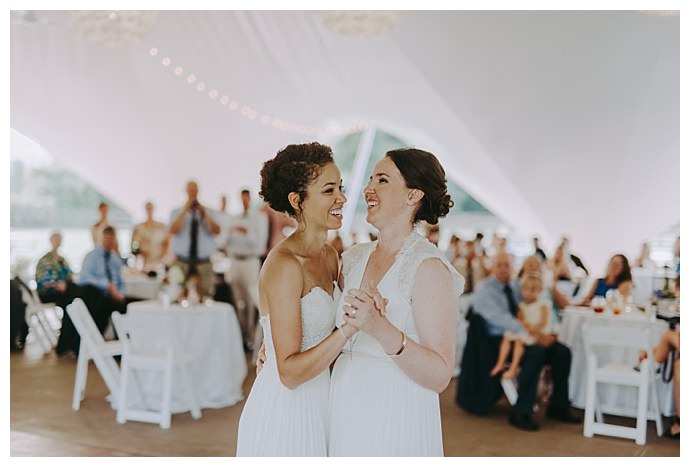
[148,46,367,136]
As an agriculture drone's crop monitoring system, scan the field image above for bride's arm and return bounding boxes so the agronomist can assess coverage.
[344,258,457,393]
[267,249,355,390]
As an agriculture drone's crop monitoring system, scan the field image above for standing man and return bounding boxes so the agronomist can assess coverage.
[225,189,268,350]
[169,180,221,295]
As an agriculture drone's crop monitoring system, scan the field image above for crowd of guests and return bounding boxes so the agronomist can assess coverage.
[10,179,298,356]
[9,182,680,438]
[441,230,680,436]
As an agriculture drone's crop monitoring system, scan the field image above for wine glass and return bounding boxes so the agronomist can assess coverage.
[591,296,606,314]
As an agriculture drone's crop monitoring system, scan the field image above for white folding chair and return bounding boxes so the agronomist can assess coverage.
[16,278,60,353]
[111,312,202,429]
[581,323,664,445]
[66,298,122,411]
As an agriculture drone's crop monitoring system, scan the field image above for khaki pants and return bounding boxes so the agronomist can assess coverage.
[230,257,261,345]
[173,260,214,297]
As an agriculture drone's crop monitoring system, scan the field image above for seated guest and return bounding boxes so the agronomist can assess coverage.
[490,274,553,380]
[35,231,81,356]
[456,252,579,431]
[517,255,569,322]
[640,328,680,438]
[36,231,80,308]
[581,253,632,305]
[71,226,127,354]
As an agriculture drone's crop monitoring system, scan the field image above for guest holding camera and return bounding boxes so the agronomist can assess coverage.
[169,180,221,296]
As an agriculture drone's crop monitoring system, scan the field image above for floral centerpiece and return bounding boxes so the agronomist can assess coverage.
[160,265,185,304]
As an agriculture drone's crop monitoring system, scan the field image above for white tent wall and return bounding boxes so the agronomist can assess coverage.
[10,10,679,275]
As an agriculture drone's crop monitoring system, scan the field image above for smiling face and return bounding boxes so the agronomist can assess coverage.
[493,252,513,285]
[363,156,415,230]
[521,278,542,303]
[297,162,346,231]
[608,255,624,278]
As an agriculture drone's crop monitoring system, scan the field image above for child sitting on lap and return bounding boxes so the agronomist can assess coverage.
[490,274,552,380]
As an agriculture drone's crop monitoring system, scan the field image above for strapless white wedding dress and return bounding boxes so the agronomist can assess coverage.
[236,285,339,456]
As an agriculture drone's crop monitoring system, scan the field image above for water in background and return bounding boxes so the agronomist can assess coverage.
[10,228,133,280]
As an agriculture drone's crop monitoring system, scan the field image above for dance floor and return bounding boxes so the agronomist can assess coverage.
[9,339,680,457]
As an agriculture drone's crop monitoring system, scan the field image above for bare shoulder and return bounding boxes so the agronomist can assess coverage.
[260,247,303,289]
[417,257,454,280]
[413,257,455,295]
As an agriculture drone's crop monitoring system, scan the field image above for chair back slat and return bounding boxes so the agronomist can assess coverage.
[582,322,654,357]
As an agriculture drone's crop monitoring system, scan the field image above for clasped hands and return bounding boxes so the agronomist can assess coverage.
[342,287,389,336]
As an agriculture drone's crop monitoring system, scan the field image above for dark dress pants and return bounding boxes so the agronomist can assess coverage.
[514,341,572,414]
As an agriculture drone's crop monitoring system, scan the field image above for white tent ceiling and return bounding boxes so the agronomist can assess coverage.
[10,10,679,274]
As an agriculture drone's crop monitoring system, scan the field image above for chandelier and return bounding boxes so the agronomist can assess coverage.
[315,11,406,37]
[72,11,159,48]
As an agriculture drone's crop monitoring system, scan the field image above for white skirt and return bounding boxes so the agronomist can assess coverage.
[328,352,443,456]
[236,362,330,456]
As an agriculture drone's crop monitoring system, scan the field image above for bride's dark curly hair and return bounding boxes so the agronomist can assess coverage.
[386,148,454,225]
[259,142,334,219]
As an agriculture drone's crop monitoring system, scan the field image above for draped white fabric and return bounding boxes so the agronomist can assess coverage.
[125,300,247,412]
[10,10,679,273]
[559,306,675,417]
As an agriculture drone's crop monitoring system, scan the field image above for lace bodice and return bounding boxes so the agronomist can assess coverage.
[341,230,464,304]
[337,230,464,357]
[261,285,339,357]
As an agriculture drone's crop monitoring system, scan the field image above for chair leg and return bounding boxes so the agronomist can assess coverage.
[29,314,52,353]
[583,369,596,438]
[635,366,649,445]
[117,356,131,424]
[650,371,664,437]
[180,364,202,419]
[72,350,90,411]
[160,357,174,429]
[36,310,57,347]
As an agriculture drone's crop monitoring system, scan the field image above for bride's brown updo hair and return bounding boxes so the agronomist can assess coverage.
[386,148,453,225]
[259,142,334,219]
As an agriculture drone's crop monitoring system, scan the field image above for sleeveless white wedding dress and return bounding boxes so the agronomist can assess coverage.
[329,231,464,456]
[236,285,339,456]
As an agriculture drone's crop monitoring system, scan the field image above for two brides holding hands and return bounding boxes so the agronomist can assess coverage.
[236,142,463,456]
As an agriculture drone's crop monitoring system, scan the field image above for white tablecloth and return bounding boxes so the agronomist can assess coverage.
[123,276,161,300]
[124,300,247,413]
[559,306,675,417]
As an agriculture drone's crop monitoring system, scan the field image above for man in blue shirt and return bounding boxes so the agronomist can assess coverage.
[169,180,220,295]
[471,253,579,431]
[79,226,127,326]
[56,226,127,357]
